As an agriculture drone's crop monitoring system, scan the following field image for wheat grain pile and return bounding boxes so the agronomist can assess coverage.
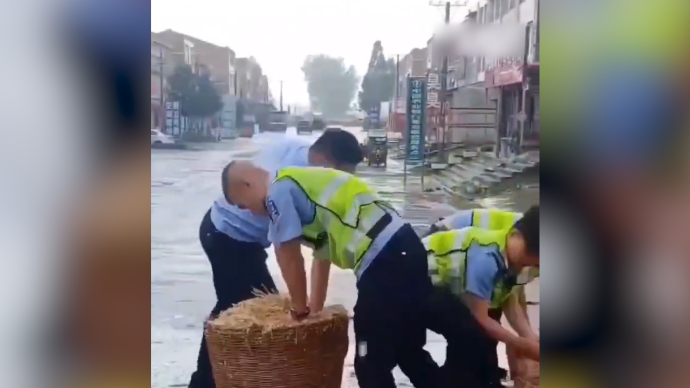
[209,293,349,331]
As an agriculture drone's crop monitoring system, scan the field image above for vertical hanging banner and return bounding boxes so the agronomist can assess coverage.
[406,77,427,164]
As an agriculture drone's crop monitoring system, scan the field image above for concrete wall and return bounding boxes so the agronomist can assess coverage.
[449,87,496,144]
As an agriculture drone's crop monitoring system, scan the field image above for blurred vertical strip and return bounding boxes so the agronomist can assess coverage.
[540,0,690,387]
[62,0,152,157]
[43,1,153,387]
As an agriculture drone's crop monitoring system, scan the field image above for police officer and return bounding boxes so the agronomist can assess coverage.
[225,166,442,388]
[423,205,540,388]
[422,207,530,384]
[189,130,363,388]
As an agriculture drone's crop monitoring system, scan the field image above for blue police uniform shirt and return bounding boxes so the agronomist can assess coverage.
[266,175,405,279]
[464,242,509,301]
[210,138,312,247]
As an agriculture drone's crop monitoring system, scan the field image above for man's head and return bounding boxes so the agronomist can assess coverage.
[308,129,363,173]
[221,161,270,215]
[506,205,539,268]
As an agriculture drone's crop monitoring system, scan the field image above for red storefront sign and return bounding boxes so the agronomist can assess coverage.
[485,63,523,88]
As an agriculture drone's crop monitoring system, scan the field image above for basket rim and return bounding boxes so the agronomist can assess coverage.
[205,313,350,334]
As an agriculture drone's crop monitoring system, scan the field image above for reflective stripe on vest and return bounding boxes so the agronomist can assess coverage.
[425,228,471,295]
[275,167,395,270]
[472,209,523,231]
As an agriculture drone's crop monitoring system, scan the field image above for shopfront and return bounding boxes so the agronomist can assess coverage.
[486,62,523,156]
[151,76,163,130]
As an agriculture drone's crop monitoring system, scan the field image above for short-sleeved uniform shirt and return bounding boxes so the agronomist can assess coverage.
[210,137,312,247]
[463,243,510,303]
[265,175,406,278]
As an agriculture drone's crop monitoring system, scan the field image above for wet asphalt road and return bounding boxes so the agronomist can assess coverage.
[151,127,539,387]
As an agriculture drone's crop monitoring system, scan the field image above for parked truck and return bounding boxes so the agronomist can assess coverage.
[264,110,288,132]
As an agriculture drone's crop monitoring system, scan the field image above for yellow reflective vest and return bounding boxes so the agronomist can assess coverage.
[274,167,397,271]
[423,227,539,309]
[442,208,522,231]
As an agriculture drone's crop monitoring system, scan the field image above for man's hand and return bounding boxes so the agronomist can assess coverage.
[466,294,534,356]
[274,239,308,314]
[289,306,311,321]
[519,337,540,361]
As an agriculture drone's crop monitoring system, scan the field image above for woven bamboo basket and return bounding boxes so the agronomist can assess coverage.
[206,294,350,388]
[514,359,540,388]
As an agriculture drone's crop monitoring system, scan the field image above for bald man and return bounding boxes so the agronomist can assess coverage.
[226,165,443,388]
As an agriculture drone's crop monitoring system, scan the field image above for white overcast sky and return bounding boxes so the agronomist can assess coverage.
[151,0,474,106]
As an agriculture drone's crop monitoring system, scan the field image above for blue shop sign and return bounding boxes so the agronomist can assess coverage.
[405,77,427,163]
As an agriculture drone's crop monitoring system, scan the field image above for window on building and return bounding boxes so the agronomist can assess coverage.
[487,0,494,22]
[478,5,485,24]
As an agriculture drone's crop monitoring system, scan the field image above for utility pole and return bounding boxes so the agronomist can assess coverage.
[279,80,284,111]
[158,46,165,131]
[428,1,466,163]
[394,54,400,108]
[233,71,238,96]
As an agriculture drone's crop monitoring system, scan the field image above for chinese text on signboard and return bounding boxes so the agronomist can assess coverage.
[426,72,440,109]
[406,77,427,163]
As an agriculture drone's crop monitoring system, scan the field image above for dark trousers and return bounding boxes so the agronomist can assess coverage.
[189,209,277,388]
[426,286,504,388]
[354,224,443,388]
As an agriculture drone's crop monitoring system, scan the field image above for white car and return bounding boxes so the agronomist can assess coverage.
[151,129,175,145]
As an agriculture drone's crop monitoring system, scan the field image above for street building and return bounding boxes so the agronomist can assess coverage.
[154,29,236,96]
[234,57,269,102]
[444,10,498,150]
[151,36,173,130]
[150,30,274,138]
[392,0,540,159]
[478,0,540,156]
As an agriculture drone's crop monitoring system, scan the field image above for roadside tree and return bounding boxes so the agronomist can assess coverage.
[301,54,359,119]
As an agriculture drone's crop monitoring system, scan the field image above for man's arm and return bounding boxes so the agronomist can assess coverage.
[463,249,539,360]
[309,242,331,313]
[504,291,538,340]
[267,182,309,314]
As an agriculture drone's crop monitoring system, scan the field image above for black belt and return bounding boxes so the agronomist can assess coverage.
[366,212,392,240]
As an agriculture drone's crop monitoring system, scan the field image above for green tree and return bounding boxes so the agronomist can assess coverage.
[166,64,223,118]
[358,41,396,113]
[301,54,359,119]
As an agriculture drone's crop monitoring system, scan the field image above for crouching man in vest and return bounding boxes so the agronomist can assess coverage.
[225,165,443,388]
[423,205,540,388]
[423,207,536,385]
